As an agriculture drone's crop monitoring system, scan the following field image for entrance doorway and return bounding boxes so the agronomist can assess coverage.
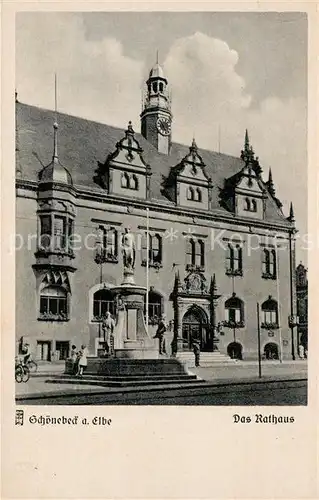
[36,340,52,361]
[55,341,70,360]
[182,306,208,350]
[264,342,279,360]
[227,342,243,360]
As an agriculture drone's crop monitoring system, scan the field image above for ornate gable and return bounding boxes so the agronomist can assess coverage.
[164,139,211,208]
[94,122,151,199]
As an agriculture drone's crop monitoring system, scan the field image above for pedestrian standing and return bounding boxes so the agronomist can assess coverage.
[192,339,201,367]
[298,343,305,360]
[77,344,88,377]
[70,344,77,374]
[153,316,167,355]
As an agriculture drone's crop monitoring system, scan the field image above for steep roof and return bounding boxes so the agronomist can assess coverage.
[16,101,289,225]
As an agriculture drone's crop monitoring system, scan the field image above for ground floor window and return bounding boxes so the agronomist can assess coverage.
[144,291,163,324]
[55,341,70,360]
[39,285,68,321]
[93,289,116,321]
[36,340,52,361]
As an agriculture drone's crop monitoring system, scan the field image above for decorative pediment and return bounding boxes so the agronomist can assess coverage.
[234,163,264,196]
[178,271,208,295]
[41,269,71,291]
[174,139,209,182]
[107,121,148,170]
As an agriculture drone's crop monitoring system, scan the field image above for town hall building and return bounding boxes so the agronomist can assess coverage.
[15,61,299,362]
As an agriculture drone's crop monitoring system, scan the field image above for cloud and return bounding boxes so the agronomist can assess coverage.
[16,18,307,258]
[163,32,307,240]
[16,13,144,128]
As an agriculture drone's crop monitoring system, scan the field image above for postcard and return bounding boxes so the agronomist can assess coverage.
[1,2,318,499]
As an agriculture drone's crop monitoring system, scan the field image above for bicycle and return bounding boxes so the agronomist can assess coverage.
[15,361,30,383]
[26,359,38,373]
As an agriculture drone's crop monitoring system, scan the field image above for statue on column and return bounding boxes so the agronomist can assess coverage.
[121,227,136,271]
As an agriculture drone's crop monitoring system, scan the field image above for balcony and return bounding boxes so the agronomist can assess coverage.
[262,272,276,280]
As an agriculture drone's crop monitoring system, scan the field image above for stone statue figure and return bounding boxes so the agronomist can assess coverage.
[102,311,115,353]
[121,227,136,270]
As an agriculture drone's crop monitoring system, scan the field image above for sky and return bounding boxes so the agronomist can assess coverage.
[16,12,308,263]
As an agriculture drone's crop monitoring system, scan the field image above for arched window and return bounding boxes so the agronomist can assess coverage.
[186,238,196,266]
[121,172,130,188]
[130,174,139,190]
[93,289,116,321]
[159,82,164,93]
[244,198,251,211]
[224,295,244,326]
[251,199,257,212]
[145,290,162,324]
[39,285,68,320]
[152,82,158,93]
[196,188,202,202]
[261,297,278,327]
[262,248,276,278]
[187,186,194,200]
[226,244,243,275]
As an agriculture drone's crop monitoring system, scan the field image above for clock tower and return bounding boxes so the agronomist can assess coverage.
[140,59,172,155]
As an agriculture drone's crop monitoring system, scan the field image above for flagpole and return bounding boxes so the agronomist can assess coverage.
[275,238,283,363]
[145,208,149,332]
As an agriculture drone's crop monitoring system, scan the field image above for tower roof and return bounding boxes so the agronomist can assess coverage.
[149,62,166,80]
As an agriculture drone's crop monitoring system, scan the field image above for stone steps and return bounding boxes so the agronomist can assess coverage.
[177,351,235,367]
[46,373,201,388]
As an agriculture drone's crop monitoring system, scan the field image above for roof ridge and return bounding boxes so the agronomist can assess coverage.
[17,101,241,160]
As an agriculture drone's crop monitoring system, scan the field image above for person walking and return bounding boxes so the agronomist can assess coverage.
[192,339,201,367]
[77,344,88,377]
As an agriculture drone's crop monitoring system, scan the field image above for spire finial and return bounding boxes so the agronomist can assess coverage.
[289,202,295,223]
[156,50,159,65]
[267,167,276,196]
[241,129,255,164]
[53,72,59,161]
[245,129,250,150]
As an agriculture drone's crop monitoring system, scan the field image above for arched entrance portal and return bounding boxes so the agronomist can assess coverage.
[182,306,208,350]
[227,342,243,360]
[264,342,279,360]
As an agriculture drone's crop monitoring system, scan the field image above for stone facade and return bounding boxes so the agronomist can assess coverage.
[15,62,298,362]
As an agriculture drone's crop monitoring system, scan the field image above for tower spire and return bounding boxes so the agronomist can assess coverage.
[53,72,59,162]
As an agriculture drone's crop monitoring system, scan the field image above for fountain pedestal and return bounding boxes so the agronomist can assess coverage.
[112,269,158,359]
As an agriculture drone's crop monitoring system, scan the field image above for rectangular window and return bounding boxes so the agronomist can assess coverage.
[226,245,242,275]
[54,216,67,249]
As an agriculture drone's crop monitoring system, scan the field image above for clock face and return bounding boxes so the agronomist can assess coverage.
[156,116,171,136]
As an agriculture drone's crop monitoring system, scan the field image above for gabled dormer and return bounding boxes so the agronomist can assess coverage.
[164,139,212,208]
[221,131,266,219]
[96,121,151,199]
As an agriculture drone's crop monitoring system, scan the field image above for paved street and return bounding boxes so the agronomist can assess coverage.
[16,360,307,406]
